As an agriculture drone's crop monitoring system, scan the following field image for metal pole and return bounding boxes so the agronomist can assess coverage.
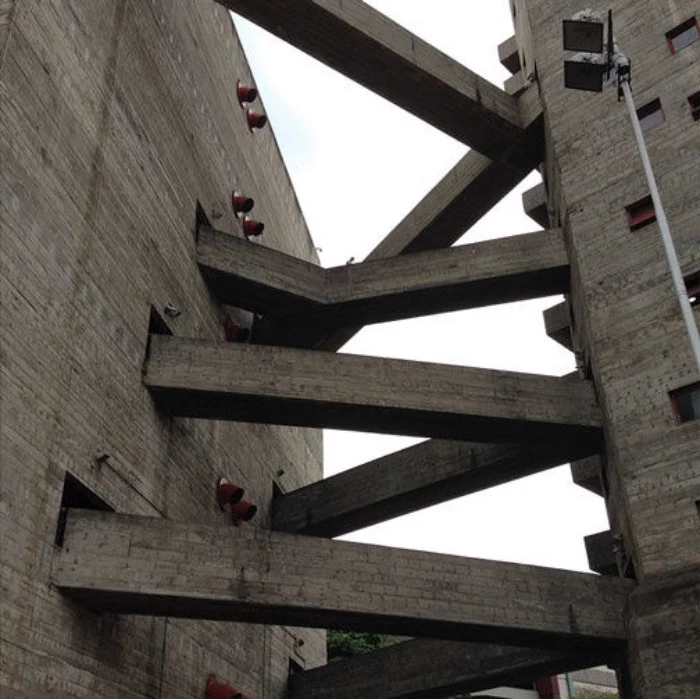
[619,75,700,375]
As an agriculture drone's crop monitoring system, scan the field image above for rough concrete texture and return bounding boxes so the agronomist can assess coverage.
[513,0,700,695]
[0,0,323,695]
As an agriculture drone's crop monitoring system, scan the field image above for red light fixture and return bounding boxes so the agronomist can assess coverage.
[242,216,264,238]
[246,109,268,131]
[230,500,258,527]
[205,675,243,699]
[232,191,254,217]
[216,477,245,511]
[223,318,250,343]
[236,81,259,107]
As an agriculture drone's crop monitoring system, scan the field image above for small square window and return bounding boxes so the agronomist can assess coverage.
[685,270,700,308]
[625,195,656,231]
[688,91,700,121]
[637,98,665,131]
[666,17,699,54]
[670,382,700,423]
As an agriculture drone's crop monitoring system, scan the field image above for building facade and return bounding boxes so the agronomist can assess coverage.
[1,0,698,697]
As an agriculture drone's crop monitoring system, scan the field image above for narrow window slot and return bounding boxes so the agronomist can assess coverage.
[666,17,699,54]
[625,195,656,231]
[636,98,665,131]
[688,91,700,122]
[670,382,700,423]
[685,270,700,308]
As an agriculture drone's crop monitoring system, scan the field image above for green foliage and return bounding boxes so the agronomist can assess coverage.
[326,630,393,660]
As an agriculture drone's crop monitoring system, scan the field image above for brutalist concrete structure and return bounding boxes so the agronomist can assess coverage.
[1,0,698,698]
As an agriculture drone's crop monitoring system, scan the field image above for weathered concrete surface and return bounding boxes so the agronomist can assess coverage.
[571,456,604,496]
[544,300,573,351]
[273,439,598,538]
[54,511,631,648]
[0,0,323,695]
[218,0,534,164]
[144,335,603,444]
[198,226,569,330]
[584,530,617,577]
[288,638,610,699]
[515,0,700,693]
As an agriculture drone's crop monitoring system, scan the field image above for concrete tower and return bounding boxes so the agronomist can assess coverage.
[1,0,698,698]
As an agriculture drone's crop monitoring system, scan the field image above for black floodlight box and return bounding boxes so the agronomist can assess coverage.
[563,18,605,53]
[564,60,605,92]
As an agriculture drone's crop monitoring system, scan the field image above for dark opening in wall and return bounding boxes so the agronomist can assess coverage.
[636,98,665,131]
[625,195,656,231]
[144,305,173,365]
[670,382,700,423]
[688,91,700,122]
[666,17,699,54]
[288,658,304,678]
[55,473,112,546]
[195,199,212,233]
[685,270,700,307]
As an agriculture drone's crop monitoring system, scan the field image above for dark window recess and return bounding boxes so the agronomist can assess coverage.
[670,382,700,423]
[688,91,700,121]
[144,306,173,364]
[666,17,699,54]
[288,658,304,677]
[625,195,656,231]
[685,270,700,307]
[637,98,665,131]
[55,473,112,546]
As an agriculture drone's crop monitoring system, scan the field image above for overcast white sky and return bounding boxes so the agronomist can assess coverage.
[233,2,609,572]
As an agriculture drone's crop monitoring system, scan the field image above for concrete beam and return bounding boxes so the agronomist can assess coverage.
[54,511,631,648]
[217,0,533,164]
[315,150,540,350]
[544,300,573,351]
[522,182,548,229]
[288,638,610,699]
[571,456,604,496]
[498,35,521,76]
[585,530,618,577]
[198,226,570,330]
[196,227,325,315]
[320,228,569,326]
[273,439,598,538]
[144,336,603,445]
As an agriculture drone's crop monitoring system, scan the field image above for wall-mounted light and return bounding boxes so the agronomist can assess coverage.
[216,477,245,511]
[230,500,257,527]
[243,216,264,238]
[232,191,255,217]
[247,109,268,132]
[205,674,243,699]
[236,81,259,108]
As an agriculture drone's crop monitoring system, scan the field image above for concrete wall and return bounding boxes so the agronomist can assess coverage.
[0,0,323,695]
[513,1,699,696]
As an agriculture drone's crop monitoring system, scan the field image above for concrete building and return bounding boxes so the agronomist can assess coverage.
[1,1,697,699]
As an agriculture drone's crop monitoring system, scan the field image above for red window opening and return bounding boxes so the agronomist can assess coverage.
[625,195,656,231]
[637,98,665,132]
[666,17,699,54]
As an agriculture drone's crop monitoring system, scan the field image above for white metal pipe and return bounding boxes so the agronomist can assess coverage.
[619,76,700,375]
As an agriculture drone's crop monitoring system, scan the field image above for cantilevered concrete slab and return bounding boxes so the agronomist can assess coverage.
[197,227,325,315]
[198,226,569,329]
[54,511,630,648]
[571,456,605,496]
[288,638,610,699]
[273,439,597,538]
[216,0,532,164]
[144,336,602,445]
[544,300,573,351]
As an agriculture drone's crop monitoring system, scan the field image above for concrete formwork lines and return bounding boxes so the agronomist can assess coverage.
[214,0,535,164]
[143,335,603,445]
[197,226,569,330]
[287,638,612,699]
[273,439,598,538]
[53,510,631,648]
